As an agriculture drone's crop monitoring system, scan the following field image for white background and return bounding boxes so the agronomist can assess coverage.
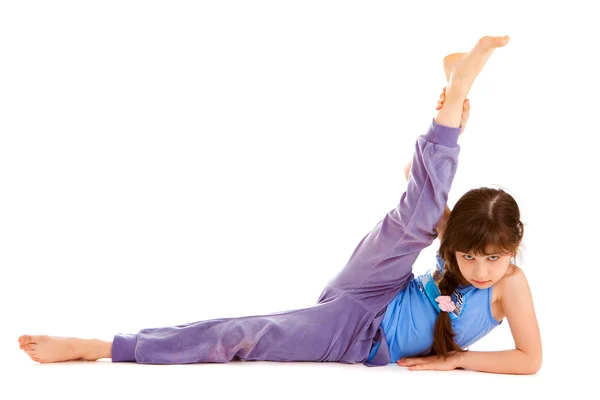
[1,0,597,398]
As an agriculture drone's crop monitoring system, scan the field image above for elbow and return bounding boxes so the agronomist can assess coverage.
[531,357,542,375]
[523,353,542,375]
[523,363,540,375]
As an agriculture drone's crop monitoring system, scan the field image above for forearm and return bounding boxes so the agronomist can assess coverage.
[457,349,541,375]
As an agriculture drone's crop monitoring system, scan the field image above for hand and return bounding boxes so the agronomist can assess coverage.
[436,86,470,136]
[396,353,462,371]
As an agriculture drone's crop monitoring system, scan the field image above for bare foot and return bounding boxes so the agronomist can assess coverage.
[18,334,111,363]
[443,35,510,92]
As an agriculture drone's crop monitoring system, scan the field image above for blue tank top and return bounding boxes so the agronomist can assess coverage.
[367,251,503,363]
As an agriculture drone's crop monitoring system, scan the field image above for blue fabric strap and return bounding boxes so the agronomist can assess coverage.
[421,271,461,321]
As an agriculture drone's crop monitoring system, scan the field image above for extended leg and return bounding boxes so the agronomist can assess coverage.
[19,290,378,365]
[19,292,375,365]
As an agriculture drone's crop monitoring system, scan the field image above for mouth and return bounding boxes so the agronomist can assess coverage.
[472,280,491,285]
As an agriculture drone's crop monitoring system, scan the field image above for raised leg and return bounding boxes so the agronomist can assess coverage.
[321,119,462,312]
[323,36,510,311]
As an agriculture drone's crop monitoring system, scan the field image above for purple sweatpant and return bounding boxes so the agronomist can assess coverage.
[111,118,461,366]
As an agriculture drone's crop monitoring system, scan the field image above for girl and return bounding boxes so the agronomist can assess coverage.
[18,35,542,374]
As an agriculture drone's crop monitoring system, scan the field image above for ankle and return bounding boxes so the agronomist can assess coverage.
[446,82,470,100]
[81,339,111,360]
[434,87,467,129]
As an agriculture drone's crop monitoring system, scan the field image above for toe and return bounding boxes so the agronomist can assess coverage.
[476,36,507,50]
[493,35,510,47]
[24,344,36,350]
[20,335,35,345]
[19,335,29,345]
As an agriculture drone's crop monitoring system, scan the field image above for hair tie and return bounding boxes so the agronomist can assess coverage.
[435,295,456,313]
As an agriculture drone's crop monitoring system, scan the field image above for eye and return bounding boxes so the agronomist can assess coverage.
[463,254,499,261]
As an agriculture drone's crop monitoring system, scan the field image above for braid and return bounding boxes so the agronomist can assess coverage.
[438,268,459,297]
[432,268,467,359]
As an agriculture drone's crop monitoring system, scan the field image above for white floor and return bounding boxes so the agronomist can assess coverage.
[2,337,591,400]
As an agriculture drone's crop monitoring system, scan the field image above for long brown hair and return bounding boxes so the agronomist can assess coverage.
[432,187,525,359]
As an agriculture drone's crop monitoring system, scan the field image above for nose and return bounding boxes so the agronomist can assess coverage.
[473,265,489,281]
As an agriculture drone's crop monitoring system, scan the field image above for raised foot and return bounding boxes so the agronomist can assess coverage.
[443,35,510,89]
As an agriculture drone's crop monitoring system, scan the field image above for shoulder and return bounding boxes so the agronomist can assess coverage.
[495,264,534,310]
[503,263,524,282]
[492,264,527,308]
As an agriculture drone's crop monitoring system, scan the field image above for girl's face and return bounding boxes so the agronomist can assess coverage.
[455,250,513,288]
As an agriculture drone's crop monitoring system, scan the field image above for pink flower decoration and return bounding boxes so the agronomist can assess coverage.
[435,295,456,312]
